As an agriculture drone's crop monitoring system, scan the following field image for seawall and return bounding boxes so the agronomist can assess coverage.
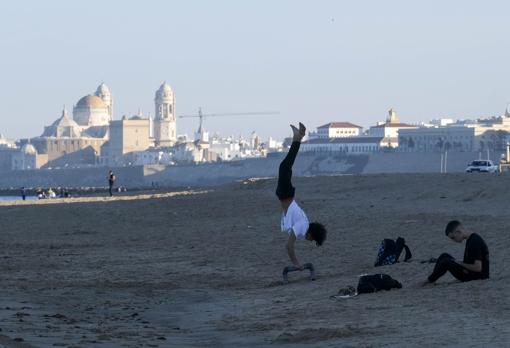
[0,151,500,189]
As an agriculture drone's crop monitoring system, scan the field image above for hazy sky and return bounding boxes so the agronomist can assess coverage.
[2,1,510,140]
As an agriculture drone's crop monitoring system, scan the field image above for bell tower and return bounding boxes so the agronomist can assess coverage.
[154,82,176,147]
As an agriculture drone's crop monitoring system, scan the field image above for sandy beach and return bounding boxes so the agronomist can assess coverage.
[0,173,509,347]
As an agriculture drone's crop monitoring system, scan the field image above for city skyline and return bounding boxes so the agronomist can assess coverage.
[2,1,510,140]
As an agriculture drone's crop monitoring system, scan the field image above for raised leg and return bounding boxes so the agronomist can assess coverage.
[276,123,306,200]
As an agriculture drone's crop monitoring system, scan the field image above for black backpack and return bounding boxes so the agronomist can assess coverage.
[374,237,412,267]
[357,274,402,294]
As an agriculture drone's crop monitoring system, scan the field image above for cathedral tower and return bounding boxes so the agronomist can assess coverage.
[154,82,176,146]
[95,82,113,120]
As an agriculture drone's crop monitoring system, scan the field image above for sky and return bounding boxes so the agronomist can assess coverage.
[2,0,510,141]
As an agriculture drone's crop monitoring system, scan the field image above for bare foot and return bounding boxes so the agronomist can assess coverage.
[291,123,305,142]
[290,124,299,138]
[299,122,306,137]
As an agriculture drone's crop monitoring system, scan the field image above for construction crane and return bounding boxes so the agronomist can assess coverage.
[178,107,279,133]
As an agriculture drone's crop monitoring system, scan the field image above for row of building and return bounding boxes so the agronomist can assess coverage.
[301,109,510,154]
[4,82,510,171]
[1,82,282,171]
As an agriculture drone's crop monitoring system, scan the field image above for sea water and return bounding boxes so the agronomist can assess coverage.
[0,196,37,202]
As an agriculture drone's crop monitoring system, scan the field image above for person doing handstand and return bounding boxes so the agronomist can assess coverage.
[276,123,327,270]
[425,220,489,285]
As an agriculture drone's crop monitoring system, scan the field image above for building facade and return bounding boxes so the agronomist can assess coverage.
[399,115,510,152]
[0,134,16,149]
[11,143,47,170]
[368,109,417,148]
[31,100,109,166]
[311,122,363,139]
[108,115,152,166]
[301,137,384,153]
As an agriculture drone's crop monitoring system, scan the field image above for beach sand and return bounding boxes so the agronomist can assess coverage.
[0,173,509,347]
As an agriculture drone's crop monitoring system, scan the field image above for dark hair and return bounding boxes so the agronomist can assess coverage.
[445,220,461,236]
[308,222,327,246]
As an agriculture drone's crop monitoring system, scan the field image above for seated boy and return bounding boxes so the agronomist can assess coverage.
[425,220,489,284]
[276,122,327,270]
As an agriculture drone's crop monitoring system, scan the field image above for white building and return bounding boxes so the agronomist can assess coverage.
[399,111,510,152]
[153,82,176,147]
[368,109,417,148]
[128,149,173,166]
[310,122,363,139]
[210,140,242,161]
[172,141,218,163]
[399,126,475,152]
[250,131,261,151]
[0,134,16,149]
[429,118,454,127]
[11,143,38,170]
[301,137,384,153]
[266,137,283,152]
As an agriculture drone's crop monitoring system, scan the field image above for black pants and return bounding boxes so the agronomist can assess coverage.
[428,253,480,283]
[276,141,300,200]
[109,183,113,197]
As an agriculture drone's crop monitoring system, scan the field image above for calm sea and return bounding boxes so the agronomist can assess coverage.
[0,196,37,202]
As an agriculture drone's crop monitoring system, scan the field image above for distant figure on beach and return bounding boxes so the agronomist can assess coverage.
[20,186,26,201]
[276,123,327,270]
[425,220,489,285]
[108,170,116,197]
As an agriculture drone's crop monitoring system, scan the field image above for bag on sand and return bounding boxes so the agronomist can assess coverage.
[374,237,412,267]
[357,274,402,294]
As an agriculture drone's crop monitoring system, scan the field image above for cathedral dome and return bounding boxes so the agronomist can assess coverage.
[76,95,107,109]
[73,95,110,127]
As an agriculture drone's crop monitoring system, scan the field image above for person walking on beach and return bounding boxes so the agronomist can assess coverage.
[108,170,116,197]
[424,220,489,285]
[276,122,327,270]
[20,186,26,201]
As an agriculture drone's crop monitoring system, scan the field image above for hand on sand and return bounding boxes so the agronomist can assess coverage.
[294,264,304,271]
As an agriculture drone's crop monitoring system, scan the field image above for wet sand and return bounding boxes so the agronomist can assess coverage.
[0,173,509,347]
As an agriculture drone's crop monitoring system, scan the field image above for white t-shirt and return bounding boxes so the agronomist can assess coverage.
[281,200,309,239]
